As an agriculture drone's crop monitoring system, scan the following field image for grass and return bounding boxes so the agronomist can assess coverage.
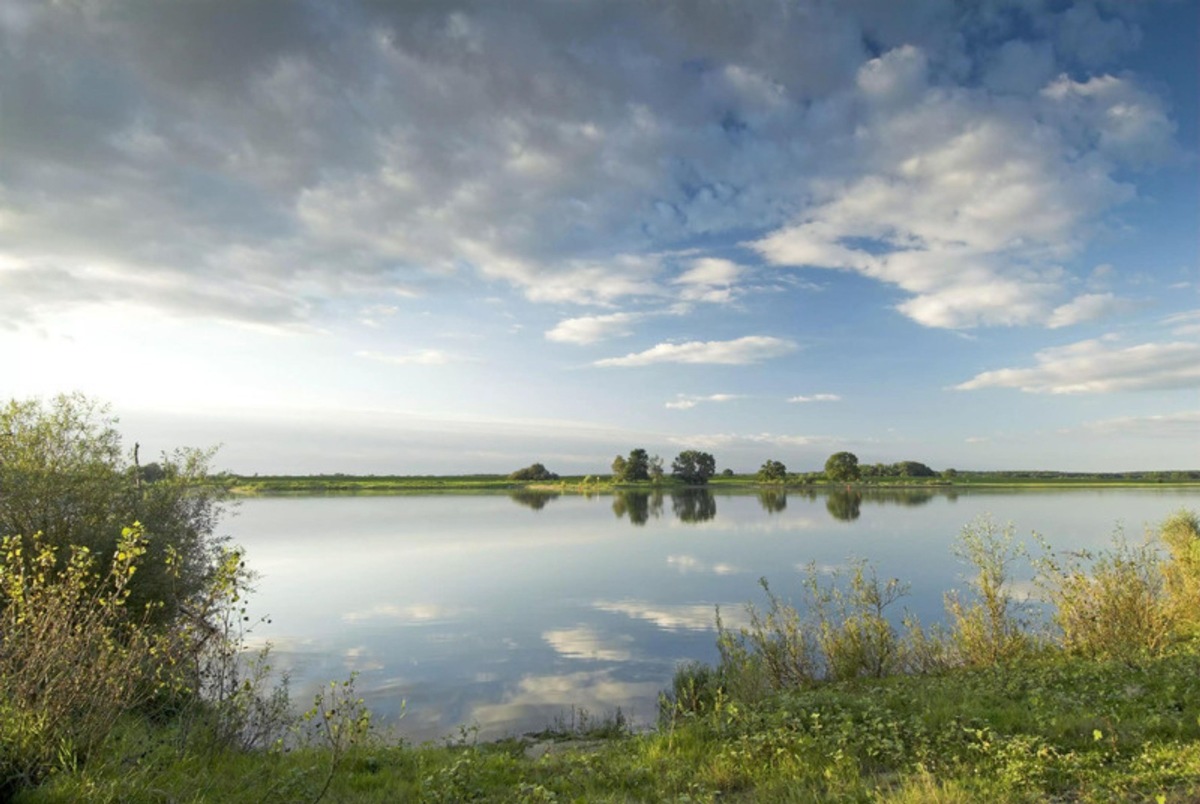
[20,648,1200,802]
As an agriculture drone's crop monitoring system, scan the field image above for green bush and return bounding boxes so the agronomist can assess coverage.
[944,516,1036,666]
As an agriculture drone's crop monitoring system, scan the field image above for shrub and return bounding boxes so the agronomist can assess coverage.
[1160,510,1200,636]
[1036,533,1171,661]
[508,463,559,481]
[804,560,907,681]
[0,526,159,791]
[0,395,230,628]
[943,516,1035,666]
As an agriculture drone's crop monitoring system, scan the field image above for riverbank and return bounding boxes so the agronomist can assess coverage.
[229,471,1200,495]
[22,647,1200,802]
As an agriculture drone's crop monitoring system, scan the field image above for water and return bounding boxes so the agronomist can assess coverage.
[227,487,1200,741]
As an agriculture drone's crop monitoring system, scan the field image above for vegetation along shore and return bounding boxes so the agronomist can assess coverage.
[4,395,1200,801]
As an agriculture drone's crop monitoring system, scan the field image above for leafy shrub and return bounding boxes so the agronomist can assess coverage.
[0,526,159,791]
[508,463,559,481]
[943,516,1035,666]
[1036,509,1200,660]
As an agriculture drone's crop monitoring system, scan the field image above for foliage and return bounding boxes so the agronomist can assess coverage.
[943,516,1036,666]
[1036,510,1200,660]
[507,463,559,481]
[612,448,650,482]
[824,451,860,482]
[756,459,787,483]
[0,394,230,628]
[0,526,159,792]
[671,450,716,485]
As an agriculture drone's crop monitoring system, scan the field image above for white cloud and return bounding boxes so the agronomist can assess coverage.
[1080,410,1200,438]
[956,338,1200,394]
[545,312,641,345]
[356,349,464,366]
[669,432,829,450]
[1046,293,1132,328]
[1163,310,1200,337]
[665,393,743,410]
[789,393,841,403]
[750,45,1174,330]
[673,257,745,304]
[595,336,797,367]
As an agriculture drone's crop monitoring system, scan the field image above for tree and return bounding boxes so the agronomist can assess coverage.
[824,451,860,482]
[611,454,627,479]
[648,454,664,483]
[613,448,649,482]
[893,460,935,478]
[509,462,558,481]
[757,459,788,483]
[672,450,716,485]
[0,394,230,626]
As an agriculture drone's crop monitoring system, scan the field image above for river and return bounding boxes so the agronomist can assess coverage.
[227,487,1200,741]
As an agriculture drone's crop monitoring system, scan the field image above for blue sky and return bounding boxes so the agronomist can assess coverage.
[2,0,1197,474]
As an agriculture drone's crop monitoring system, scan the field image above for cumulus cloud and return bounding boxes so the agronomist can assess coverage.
[545,312,642,345]
[665,393,743,410]
[1046,293,1134,328]
[673,258,745,304]
[595,336,796,367]
[0,0,1176,333]
[751,43,1174,330]
[956,338,1200,394]
[789,393,841,403]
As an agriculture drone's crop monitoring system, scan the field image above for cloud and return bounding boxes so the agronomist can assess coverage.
[789,393,841,403]
[1080,410,1200,438]
[1163,310,1200,337]
[356,349,465,366]
[1046,293,1134,328]
[673,257,745,304]
[0,1,1177,332]
[956,338,1200,394]
[545,312,642,345]
[595,336,797,367]
[668,432,829,450]
[751,45,1173,330]
[665,393,743,410]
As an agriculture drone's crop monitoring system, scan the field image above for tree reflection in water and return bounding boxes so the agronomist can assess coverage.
[611,490,664,525]
[671,489,717,523]
[757,489,787,514]
[508,490,560,511]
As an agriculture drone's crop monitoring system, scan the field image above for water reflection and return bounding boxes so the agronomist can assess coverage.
[509,490,560,510]
[757,489,787,513]
[826,489,862,521]
[671,489,717,523]
[611,490,664,525]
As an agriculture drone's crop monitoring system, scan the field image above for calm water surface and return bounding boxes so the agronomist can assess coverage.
[228,488,1200,741]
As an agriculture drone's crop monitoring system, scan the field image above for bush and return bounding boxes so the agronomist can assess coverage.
[0,395,230,628]
[508,463,559,481]
[1036,533,1171,661]
[1036,509,1200,660]
[0,526,160,791]
[943,516,1035,666]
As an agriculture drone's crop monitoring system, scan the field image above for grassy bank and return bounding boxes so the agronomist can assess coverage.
[20,648,1200,802]
[230,471,1200,495]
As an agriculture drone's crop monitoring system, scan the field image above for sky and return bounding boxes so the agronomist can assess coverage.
[2,0,1197,475]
